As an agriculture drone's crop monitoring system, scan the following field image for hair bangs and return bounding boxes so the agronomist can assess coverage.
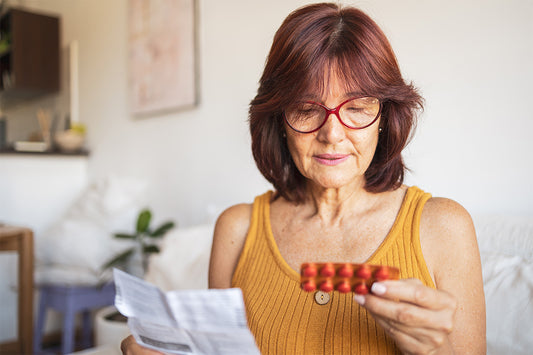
[296,36,389,102]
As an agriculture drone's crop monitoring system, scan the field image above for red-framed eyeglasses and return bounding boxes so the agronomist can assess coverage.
[284,96,382,134]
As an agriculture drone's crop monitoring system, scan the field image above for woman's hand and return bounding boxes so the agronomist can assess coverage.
[120,335,164,355]
[354,278,457,355]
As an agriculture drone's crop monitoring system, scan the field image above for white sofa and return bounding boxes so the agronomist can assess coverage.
[472,215,533,355]
[141,215,533,355]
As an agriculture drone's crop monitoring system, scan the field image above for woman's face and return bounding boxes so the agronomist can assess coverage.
[285,76,380,191]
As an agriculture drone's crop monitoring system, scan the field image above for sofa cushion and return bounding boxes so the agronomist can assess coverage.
[35,175,147,285]
[145,224,214,291]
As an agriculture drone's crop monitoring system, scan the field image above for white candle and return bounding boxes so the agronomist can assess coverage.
[70,40,79,124]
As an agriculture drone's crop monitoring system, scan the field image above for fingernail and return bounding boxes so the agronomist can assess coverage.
[353,294,365,305]
[371,282,386,295]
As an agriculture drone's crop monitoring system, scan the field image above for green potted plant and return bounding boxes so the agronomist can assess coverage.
[102,208,175,277]
[96,209,176,333]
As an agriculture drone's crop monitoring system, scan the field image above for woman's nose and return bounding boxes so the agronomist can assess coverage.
[316,113,346,143]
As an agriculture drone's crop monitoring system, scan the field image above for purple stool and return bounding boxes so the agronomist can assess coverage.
[34,282,115,354]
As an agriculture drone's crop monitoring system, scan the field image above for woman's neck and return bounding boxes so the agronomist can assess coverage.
[304,179,378,226]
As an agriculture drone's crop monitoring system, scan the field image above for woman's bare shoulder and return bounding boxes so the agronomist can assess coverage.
[208,203,253,289]
[421,197,475,242]
[215,203,253,235]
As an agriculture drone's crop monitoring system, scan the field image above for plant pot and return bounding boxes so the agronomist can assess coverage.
[94,305,130,351]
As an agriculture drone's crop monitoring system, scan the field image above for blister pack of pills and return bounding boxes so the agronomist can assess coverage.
[300,262,400,294]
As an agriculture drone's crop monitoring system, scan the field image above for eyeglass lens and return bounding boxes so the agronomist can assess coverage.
[285,97,380,133]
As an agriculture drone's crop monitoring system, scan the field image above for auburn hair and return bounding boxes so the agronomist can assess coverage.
[249,3,423,203]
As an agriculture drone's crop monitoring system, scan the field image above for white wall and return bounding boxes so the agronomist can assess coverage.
[380,0,533,216]
[3,0,532,229]
[0,157,88,341]
[1,0,532,341]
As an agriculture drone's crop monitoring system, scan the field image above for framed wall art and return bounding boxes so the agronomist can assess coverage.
[128,0,197,115]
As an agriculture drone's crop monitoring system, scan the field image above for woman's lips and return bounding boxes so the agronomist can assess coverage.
[313,154,350,166]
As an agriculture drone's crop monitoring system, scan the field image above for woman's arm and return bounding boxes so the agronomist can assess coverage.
[354,197,486,354]
[208,203,252,288]
[420,197,486,353]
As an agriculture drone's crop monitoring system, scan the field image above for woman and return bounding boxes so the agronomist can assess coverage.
[123,3,486,354]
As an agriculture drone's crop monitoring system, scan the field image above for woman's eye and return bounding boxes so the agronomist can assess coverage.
[295,105,320,115]
[346,106,364,112]
[298,108,318,115]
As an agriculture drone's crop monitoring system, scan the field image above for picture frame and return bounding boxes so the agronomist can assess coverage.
[128,0,197,116]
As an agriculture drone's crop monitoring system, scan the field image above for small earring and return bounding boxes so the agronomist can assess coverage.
[378,127,383,133]
[282,131,287,138]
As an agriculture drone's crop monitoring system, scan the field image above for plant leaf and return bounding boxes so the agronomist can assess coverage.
[136,209,152,233]
[101,248,135,270]
[114,233,136,240]
[149,222,175,238]
[143,245,160,254]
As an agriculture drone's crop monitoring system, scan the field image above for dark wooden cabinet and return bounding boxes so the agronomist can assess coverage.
[0,8,60,103]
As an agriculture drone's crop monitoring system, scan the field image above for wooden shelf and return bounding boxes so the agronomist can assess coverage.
[0,147,89,156]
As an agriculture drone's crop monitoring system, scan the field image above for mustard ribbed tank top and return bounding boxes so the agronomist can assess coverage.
[232,186,435,355]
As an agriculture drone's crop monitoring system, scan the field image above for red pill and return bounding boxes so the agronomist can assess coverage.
[320,263,336,277]
[337,264,353,278]
[302,264,318,277]
[356,265,372,279]
[319,280,334,293]
[336,281,352,293]
[374,266,390,281]
[302,280,317,292]
[354,283,369,295]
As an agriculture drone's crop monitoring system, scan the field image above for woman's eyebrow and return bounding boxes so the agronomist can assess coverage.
[299,91,365,102]
[344,91,365,98]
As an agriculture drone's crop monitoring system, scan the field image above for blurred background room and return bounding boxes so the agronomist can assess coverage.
[0,0,531,354]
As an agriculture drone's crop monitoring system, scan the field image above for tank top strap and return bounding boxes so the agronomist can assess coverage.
[232,190,273,285]
[402,186,435,287]
[403,186,432,252]
[367,186,435,288]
